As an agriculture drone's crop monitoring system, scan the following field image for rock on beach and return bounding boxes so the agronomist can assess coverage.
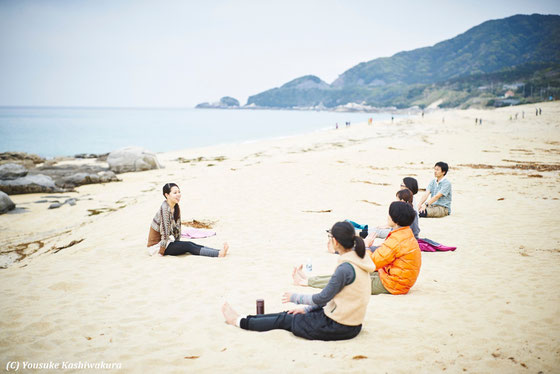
[0,174,59,195]
[107,147,162,173]
[0,191,16,214]
[0,163,29,180]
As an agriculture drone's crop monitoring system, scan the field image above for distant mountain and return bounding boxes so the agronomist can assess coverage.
[247,14,560,109]
[196,96,240,109]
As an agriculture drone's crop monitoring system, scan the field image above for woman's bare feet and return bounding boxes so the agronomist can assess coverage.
[222,302,239,326]
[219,242,229,257]
[292,264,309,286]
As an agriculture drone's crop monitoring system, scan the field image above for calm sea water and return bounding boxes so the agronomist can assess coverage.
[0,107,394,158]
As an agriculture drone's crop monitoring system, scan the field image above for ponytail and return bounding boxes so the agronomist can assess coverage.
[330,221,366,258]
[354,235,366,258]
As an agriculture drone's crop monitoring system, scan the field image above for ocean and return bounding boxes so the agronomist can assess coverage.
[0,107,395,158]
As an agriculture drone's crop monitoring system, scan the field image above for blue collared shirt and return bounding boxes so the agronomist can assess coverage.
[427,177,452,214]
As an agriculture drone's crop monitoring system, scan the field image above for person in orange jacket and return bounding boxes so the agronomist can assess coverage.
[367,201,421,294]
[293,201,421,295]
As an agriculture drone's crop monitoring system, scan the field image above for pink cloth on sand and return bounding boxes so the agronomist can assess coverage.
[417,238,456,252]
[181,227,216,239]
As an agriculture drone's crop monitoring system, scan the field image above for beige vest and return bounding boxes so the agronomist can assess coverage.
[324,251,375,326]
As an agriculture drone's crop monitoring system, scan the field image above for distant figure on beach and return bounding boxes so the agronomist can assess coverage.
[147,183,229,257]
[522,111,525,119]
[475,118,478,125]
[422,111,424,118]
[336,122,339,129]
[536,108,539,116]
[222,221,374,340]
[292,202,421,296]
[391,116,394,123]
[368,117,373,125]
[418,162,452,218]
[539,108,542,115]
[479,118,483,126]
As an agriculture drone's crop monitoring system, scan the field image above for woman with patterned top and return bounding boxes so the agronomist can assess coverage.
[221,221,374,341]
[147,183,229,257]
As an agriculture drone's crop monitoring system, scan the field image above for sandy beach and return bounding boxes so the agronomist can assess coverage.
[1,102,559,373]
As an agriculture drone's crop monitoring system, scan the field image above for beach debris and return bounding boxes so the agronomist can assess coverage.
[459,162,560,172]
[184,356,200,360]
[87,207,116,216]
[352,179,391,186]
[0,239,45,268]
[177,155,227,163]
[107,146,162,173]
[182,219,216,229]
[510,148,534,154]
[360,200,382,206]
[302,209,332,213]
[51,239,84,254]
[49,202,63,209]
[528,174,543,178]
[352,355,368,360]
[0,191,16,214]
[85,336,92,340]
[497,198,505,201]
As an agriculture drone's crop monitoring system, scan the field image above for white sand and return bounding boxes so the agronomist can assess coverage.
[1,102,559,373]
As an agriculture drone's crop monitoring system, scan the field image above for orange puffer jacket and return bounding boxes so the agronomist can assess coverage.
[370,226,421,295]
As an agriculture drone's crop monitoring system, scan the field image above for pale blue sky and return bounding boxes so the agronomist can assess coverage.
[1,0,559,107]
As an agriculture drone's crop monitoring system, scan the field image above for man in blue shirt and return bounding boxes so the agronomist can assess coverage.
[418,161,452,218]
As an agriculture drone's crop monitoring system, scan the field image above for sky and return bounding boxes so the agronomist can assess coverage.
[0,0,559,108]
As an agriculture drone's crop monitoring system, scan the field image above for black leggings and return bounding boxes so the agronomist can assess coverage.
[240,312,294,332]
[164,241,219,257]
[240,309,362,341]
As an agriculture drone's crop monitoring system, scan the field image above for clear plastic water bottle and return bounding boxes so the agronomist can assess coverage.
[305,258,313,273]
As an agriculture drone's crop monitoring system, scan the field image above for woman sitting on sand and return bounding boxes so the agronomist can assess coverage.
[222,221,374,341]
[373,177,420,239]
[294,201,420,295]
[147,183,228,257]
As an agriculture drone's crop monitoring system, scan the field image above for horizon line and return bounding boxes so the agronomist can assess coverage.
[0,105,197,110]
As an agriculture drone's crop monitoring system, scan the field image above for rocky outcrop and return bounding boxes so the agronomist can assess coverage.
[0,174,59,195]
[0,163,28,180]
[31,164,119,189]
[196,96,240,109]
[0,191,15,214]
[0,152,44,168]
[107,147,162,173]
